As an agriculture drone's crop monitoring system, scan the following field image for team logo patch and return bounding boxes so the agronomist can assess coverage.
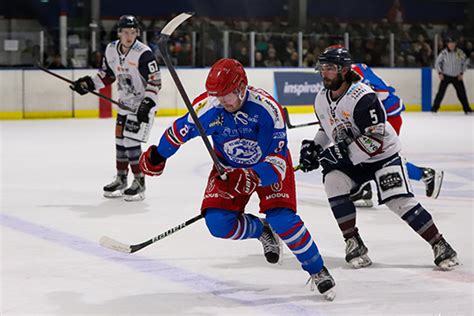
[271,182,282,192]
[223,139,262,164]
[379,172,403,191]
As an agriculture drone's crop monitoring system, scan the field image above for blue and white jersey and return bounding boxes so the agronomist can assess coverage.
[352,63,404,117]
[156,86,289,186]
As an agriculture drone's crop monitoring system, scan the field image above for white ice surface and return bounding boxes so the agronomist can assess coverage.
[1,112,473,315]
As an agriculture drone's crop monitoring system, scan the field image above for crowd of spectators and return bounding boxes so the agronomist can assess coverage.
[10,15,474,69]
[143,16,473,69]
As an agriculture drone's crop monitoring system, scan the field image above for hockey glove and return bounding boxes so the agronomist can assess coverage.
[216,168,259,198]
[299,139,320,172]
[137,97,156,123]
[139,145,166,176]
[318,144,351,174]
[70,76,95,95]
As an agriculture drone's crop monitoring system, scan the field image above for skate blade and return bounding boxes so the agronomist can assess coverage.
[277,236,284,265]
[124,192,145,202]
[354,200,374,208]
[322,287,336,301]
[429,171,444,199]
[349,254,372,269]
[103,190,124,198]
[437,256,460,271]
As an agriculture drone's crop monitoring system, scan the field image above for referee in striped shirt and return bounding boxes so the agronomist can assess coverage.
[432,37,472,114]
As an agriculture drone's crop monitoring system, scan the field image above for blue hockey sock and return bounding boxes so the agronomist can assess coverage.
[204,208,263,240]
[406,162,423,181]
[265,208,324,275]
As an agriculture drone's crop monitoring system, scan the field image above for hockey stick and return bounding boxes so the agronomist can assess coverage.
[99,214,204,253]
[157,13,226,178]
[36,62,134,112]
[283,107,319,129]
[100,165,302,253]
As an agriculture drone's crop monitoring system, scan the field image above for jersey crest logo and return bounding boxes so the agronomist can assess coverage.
[223,138,262,164]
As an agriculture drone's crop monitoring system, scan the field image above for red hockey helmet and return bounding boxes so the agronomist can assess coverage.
[206,58,248,97]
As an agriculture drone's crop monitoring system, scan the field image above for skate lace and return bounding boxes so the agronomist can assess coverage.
[129,179,142,190]
[345,237,358,253]
[259,229,278,253]
[434,240,447,257]
[306,275,317,291]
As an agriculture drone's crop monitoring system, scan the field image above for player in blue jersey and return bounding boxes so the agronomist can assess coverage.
[138,58,336,300]
[350,62,444,206]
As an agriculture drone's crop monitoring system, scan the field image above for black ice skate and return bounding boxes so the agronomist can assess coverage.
[422,168,444,199]
[433,238,459,270]
[258,219,282,264]
[350,182,374,208]
[345,233,372,268]
[103,175,127,198]
[306,266,336,301]
[124,177,145,201]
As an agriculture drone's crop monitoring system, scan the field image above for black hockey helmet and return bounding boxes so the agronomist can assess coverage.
[317,45,353,70]
[117,15,140,31]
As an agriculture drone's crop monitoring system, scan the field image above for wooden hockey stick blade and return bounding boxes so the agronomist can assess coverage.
[99,236,132,253]
[160,12,194,36]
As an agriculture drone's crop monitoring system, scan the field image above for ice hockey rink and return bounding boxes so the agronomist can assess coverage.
[1,112,473,315]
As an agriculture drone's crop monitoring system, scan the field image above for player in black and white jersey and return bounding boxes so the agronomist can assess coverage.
[298,46,458,270]
[71,15,161,201]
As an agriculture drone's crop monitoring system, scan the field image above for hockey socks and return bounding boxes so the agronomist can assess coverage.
[401,203,441,245]
[328,194,358,239]
[266,208,324,274]
[204,209,263,240]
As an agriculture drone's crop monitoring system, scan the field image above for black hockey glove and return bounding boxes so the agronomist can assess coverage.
[137,97,156,123]
[70,76,95,95]
[318,144,352,174]
[299,139,320,173]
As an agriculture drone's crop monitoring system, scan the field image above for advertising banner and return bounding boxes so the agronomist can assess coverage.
[273,71,323,107]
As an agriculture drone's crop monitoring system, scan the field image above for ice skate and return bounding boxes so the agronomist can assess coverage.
[433,238,459,270]
[345,233,372,268]
[351,182,374,208]
[103,175,127,198]
[306,266,336,301]
[124,177,145,201]
[422,168,444,199]
[258,219,282,264]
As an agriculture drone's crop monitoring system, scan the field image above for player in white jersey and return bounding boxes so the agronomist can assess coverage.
[71,15,161,201]
[298,46,458,270]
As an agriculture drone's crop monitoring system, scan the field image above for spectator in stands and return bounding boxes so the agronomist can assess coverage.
[254,51,266,67]
[264,47,282,67]
[235,46,250,66]
[387,0,404,24]
[48,53,66,69]
[90,51,102,69]
[303,52,316,68]
[284,51,299,67]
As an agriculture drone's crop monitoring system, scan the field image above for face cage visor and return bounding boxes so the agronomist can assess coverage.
[314,62,344,74]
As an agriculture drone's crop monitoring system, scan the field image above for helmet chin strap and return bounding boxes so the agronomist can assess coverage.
[237,86,247,102]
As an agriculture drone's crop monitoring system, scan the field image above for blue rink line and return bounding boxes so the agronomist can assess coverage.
[0,213,325,315]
